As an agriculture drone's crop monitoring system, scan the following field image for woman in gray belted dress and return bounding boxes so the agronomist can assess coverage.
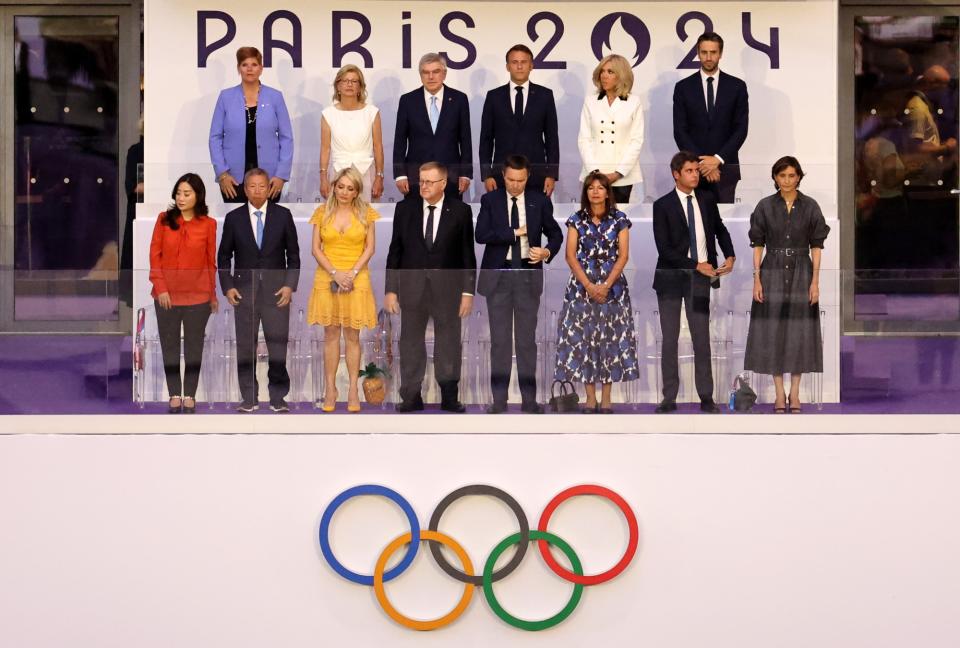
[744,156,830,413]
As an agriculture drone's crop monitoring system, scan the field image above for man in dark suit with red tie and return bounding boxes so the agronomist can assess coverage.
[393,52,473,200]
[479,44,560,196]
[673,32,749,204]
[476,155,563,413]
[217,168,300,413]
[384,162,477,412]
[652,151,735,413]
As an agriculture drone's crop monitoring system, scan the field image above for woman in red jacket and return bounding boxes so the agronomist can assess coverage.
[149,173,218,413]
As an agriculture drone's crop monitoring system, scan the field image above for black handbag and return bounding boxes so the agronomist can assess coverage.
[731,374,757,412]
[548,380,580,413]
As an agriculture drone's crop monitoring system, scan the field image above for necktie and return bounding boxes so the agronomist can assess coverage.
[429,95,439,133]
[706,76,715,118]
[514,86,523,123]
[425,205,436,250]
[510,196,522,268]
[686,195,699,262]
[255,210,264,249]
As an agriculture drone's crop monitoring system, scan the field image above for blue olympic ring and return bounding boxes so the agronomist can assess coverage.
[318,484,420,585]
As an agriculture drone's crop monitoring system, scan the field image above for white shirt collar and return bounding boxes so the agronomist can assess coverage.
[424,195,444,213]
[424,85,445,105]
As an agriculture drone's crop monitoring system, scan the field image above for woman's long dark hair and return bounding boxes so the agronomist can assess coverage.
[164,173,209,230]
[579,170,617,217]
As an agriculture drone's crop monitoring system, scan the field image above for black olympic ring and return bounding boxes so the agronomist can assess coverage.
[427,484,530,586]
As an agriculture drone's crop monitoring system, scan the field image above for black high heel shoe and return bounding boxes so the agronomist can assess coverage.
[182,397,196,414]
[168,397,182,414]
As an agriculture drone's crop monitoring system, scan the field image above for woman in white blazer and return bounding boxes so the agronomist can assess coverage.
[577,54,645,203]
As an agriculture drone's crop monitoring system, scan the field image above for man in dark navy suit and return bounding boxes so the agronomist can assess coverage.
[476,155,563,413]
[652,151,735,413]
[393,52,473,200]
[673,32,749,204]
[217,168,300,413]
[479,44,560,196]
[385,162,477,413]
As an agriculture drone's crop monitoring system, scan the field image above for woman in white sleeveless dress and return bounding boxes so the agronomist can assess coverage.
[320,64,385,202]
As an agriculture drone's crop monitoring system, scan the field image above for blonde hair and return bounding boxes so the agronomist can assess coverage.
[323,167,369,227]
[592,54,634,97]
[332,64,367,103]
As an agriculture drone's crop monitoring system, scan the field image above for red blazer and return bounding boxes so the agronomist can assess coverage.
[149,212,217,305]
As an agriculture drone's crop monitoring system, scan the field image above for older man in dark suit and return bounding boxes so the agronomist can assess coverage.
[673,32,749,204]
[652,151,735,413]
[385,162,477,412]
[217,168,300,413]
[393,53,473,200]
[478,44,560,196]
[476,155,563,413]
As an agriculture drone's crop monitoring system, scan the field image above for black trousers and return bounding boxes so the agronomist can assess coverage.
[486,269,541,405]
[233,284,291,404]
[698,170,738,204]
[657,275,714,402]
[399,282,461,404]
[611,185,633,204]
[155,301,211,398]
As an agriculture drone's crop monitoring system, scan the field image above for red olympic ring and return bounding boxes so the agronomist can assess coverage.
[537,484,639,585]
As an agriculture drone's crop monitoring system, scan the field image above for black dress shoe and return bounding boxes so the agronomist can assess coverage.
[655,400,677,413]
[486,402,508,414]
[521,402,544,414]
[440,401,467,413]
[700,399,720,413]
[395,399,424,413]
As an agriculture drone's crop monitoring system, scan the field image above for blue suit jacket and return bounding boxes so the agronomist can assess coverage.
[478,82,560,181]
[392,85,473,182]
[651,188,735,295]
[209,84,294,182]
[672,71,749,180]
[475,188,563,297]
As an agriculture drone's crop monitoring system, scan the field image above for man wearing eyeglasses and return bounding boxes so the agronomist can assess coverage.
[385,162,477,412]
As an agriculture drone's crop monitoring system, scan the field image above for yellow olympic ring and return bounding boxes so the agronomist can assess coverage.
[373,530,475,631]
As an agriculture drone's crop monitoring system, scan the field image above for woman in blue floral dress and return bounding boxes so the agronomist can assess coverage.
[555,172,639,413]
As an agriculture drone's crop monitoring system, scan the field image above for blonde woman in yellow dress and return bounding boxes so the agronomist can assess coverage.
[307,167,379,412]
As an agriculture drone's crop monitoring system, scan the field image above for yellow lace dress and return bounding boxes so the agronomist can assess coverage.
[306,205,379,329]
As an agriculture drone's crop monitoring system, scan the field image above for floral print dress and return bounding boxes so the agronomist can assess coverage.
[555,210,639,383]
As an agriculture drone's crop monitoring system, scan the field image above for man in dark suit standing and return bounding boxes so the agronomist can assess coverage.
[479,44,560,197]
[217,168,300,413]
[385,162,477,412]
[673,32,749,204]
[475,155,563,413]
[652,151,735,413]
[393,53,473,200]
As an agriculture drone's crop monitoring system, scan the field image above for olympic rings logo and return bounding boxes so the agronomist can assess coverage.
[318,483,639,631]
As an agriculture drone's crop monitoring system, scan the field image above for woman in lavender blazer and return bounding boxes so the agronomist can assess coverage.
[208,46,294,203]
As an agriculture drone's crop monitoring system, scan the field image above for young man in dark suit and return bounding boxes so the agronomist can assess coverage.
[672,32,749,204]
[652,151,735,413]
[478,44,560,196]
[217,168,300,413]
[384,162,477,412]
[393,52,473,200]
[475,155,563,413]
